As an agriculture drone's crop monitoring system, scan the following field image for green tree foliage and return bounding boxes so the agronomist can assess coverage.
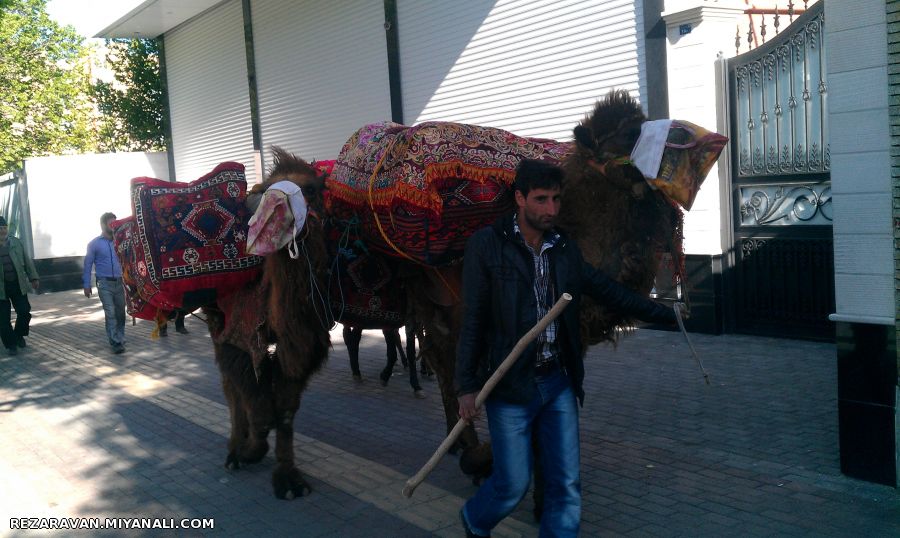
[0,0,96,173]
[93,38,167,152]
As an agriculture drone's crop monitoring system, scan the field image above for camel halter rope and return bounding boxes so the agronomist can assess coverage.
[275,174,338,332]
[365,137,461,304]
[674,301,710,385]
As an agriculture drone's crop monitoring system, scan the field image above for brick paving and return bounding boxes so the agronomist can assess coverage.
[1,290,898,536]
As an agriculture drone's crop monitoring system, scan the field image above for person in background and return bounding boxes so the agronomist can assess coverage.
[0,216,40,356]
[83,212,126,354]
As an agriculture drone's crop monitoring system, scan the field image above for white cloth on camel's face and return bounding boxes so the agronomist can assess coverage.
[246,180,308,256]
[631,119,673,183]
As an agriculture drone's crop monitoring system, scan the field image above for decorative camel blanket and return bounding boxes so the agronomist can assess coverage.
[112,217,157,320]
[326,215,406,329]
[112,162,262,319]
[327,121,572,266]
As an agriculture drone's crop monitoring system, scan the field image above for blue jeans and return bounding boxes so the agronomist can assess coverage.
[463,368,581,537]
[97,279,125,347]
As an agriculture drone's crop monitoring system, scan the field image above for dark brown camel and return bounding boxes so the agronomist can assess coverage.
[402,90,681,458]
[342,323,424,397]
[202,148,331,499]
[203,90,689,501]
[397,90,682,516]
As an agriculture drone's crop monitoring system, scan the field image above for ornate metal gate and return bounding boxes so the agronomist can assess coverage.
[726,1,834,340]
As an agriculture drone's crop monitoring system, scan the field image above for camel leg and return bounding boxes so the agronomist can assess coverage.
[343,325,363,381]
[216,343,271,469]
[420,317,478,453]
[221,374,250,470]
[270,367,310,500]
[398,327,409,369]
[379,328,400,386]
[403,325,423,395]
[405,268,478,450]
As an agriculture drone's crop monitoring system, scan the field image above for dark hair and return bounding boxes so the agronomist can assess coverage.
[513,159,564,197]
[100,212,117,224]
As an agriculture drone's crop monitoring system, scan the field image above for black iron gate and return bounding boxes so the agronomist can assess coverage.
[726,2,834,340]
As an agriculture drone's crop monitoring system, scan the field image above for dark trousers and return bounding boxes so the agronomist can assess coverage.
[0,281,30,349]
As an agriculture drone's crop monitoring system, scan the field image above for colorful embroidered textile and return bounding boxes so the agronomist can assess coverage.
[636,120,728,211]
[208,281,269,368]
[116,162,263,314]
[111,216,157,320]
[327,121,571,266]
[326,217,405,329]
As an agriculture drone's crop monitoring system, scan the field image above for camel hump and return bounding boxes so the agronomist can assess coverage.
[326,120,571,266]
[112,162,263,320]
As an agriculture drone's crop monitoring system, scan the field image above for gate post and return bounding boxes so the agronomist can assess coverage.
[660,1,745,334]
[827,0,898,488]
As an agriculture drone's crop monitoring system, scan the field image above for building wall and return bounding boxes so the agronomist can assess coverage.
[891,0,900,369]
[250,0,392,165]
[26,152,169,259]
[164,0,258,183]
[160,0,661,176]
[827,0,894,322]
[23,152,169,292]
[397,0,649,141]
[831,0,898,488]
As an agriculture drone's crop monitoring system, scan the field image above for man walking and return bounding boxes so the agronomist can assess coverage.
[0,216,40,356]
[83,213,126,354]
[456,159,678,537]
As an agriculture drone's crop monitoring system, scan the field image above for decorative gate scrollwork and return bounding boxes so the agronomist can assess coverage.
[727,1,834,340]
[733,6,827,180]
[739,183,831,226]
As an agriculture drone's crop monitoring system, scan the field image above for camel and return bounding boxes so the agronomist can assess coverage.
[189,89,715,500]
[202,148,331,499]
[342,323,424,397]
[395,90,685,456]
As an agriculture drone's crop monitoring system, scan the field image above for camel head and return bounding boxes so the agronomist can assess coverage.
[246,146,328,257]
[574,89,646,161]
[262,146,327,224]
[571,89,648,196]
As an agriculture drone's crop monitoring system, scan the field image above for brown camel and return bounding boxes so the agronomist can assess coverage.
[400,90,683,457]
[202,148,331,499]
[200,89,701,501]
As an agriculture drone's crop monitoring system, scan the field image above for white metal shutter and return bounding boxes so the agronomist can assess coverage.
[251,0,393,166]
[164,0,258,182]
[397,0,647,141]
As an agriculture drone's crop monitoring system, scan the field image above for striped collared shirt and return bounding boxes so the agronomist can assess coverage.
[513,217,560,369]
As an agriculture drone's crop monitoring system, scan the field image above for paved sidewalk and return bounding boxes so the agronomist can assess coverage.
[1,290,898,537]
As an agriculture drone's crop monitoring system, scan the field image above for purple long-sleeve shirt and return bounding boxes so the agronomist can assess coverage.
[83,236,122,288]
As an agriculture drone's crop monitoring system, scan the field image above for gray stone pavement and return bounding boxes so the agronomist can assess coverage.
[1,290,898,537]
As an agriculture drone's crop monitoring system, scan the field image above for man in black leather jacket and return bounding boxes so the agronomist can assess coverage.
[456,159,677,538]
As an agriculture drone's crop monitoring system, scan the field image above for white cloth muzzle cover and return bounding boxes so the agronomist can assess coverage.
[246,180,308,257]
[630,119,673,184]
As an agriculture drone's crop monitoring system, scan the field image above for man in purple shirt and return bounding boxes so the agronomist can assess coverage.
[83,212,125,354]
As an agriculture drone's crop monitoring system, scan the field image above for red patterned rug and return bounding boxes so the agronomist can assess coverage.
[111,216,157,320]
[326,215,405,329]
[113,162,262,318]
[326,121,572,266]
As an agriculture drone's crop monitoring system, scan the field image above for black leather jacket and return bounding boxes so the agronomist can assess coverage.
[455,213,676,405]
